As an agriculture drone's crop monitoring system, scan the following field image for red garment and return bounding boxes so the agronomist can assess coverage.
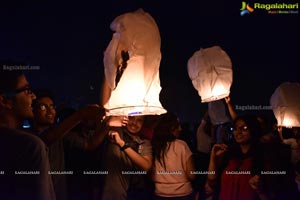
[219,157,257,200]
[141,126,154,140]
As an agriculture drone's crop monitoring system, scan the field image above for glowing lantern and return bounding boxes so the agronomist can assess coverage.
[187,46,233,103]
[270,82,300,127]
[101,9,166,116]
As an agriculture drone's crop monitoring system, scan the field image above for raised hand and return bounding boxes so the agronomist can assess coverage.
[106,116,128,127]
[224,96,231,104]
[249,175,262,192]
[78,104,106,122]
[108,130,125,147]
[211,143,228,157]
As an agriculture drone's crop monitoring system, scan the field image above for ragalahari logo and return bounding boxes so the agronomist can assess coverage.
[240,2,254,16]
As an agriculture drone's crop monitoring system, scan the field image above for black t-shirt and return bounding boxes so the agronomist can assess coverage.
[0,127,55,200]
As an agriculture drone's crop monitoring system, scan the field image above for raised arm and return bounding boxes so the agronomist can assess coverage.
[83,116,128,151]
[108,130,152,172]
[225,96,238,121]
[40,104,105,146]
[186,155,196,181]
[207,143,228,181]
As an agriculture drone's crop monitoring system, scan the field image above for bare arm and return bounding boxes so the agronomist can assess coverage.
[83,116,128,152]
[207,143,228,181]
[205,144,228,195]
[109,130,152,172]
[225,96,238,121]
[186,155,196,181]
[82,123,110,152]
[122,147,152,172]
[249,175,271,200]
[40,105,105,146]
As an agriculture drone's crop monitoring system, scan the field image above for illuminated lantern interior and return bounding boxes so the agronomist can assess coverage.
[270,82,300,127]
[187,46,233,103]
[102,9,166,116]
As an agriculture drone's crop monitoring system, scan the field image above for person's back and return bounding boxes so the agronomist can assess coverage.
[0,127,55,200]
[153,139,194,197]
[152,113,195,199]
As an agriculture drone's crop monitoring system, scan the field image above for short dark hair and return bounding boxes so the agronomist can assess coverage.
[0,60,25,95]
[32,88,56,107]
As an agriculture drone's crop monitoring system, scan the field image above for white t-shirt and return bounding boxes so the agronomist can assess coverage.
[152,139,193,197]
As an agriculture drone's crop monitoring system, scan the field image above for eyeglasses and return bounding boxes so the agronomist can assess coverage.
[234,125,249,132]
[35,104,56,111]
[14,86,33,95]
[3,86,33,98]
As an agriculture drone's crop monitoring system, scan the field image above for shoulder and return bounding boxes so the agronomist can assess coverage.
[173,139,191,150]
[20,129,45,145]
[174,139,188,146]
[171,140,193,158]
[1,127,43,143]
[1,127,46,151]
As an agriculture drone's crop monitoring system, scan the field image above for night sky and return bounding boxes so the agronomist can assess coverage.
[1,0,299,123]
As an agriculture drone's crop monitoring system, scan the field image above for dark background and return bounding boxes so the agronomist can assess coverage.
[1,0,299,123]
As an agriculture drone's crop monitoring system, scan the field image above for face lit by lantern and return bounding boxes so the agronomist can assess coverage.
[126,115,145,134]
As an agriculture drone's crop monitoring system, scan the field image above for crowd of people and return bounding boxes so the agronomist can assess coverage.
[1,65,300,200]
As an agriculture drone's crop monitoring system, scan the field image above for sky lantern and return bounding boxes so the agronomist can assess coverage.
[101,9,166,116]
[187,46,233,103]
[270,82,300,127]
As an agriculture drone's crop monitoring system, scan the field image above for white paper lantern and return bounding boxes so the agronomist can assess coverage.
[102,9,166,116]
[187,46,233,103]
[270,82,300,127]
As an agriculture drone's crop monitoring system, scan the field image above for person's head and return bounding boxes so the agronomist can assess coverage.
[233,114,262,145]
[221,122,234,144]
[32,89,56,126]
[125,115,145,134]
[281,127,294,139]
[256,114,271,135]
[0,67,36,127]
[153,112,182,139]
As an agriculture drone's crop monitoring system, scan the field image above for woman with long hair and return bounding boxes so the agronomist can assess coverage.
[206,114,268,200]
[152,112,195,200]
